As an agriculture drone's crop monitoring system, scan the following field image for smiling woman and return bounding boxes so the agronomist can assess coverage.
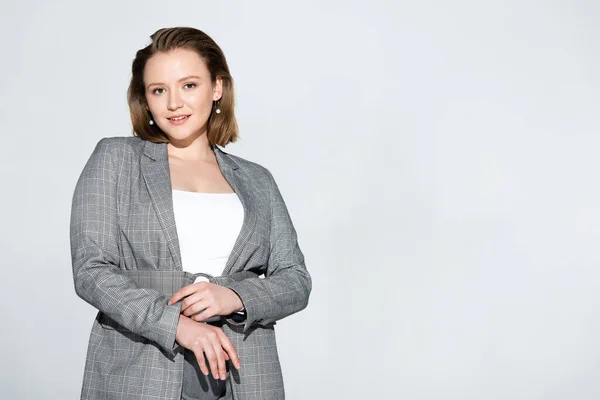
[70,27,311,400]
[144,51,219,139]
[128,27,238,149]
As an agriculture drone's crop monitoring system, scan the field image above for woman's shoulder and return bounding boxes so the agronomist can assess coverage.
[81,136,145,177]
[93,135,145,156]
[216,146,274,183]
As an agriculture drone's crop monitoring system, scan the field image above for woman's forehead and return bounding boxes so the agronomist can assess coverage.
[144,49,210,83]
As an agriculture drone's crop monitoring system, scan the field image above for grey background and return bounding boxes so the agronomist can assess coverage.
[1,0,599,399]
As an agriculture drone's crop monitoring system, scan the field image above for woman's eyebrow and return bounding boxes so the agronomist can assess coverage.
[147,75,201,88]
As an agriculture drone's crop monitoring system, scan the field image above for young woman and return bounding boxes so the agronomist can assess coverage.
[70,27,311,400]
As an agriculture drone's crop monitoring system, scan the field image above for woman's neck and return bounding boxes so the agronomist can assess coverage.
[167,133,214,162]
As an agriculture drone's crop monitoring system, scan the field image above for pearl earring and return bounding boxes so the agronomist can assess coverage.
[215,100,221,114]
[149,119,154,125]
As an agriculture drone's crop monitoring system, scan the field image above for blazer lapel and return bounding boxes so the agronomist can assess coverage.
[141,140,258,275]
[141,140,183,271]
[214,146,259,276]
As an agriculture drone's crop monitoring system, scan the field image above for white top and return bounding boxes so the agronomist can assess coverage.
[172,189,244,283]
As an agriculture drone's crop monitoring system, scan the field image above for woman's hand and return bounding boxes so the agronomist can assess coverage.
[175,315,241,380]
[168,282,244,322]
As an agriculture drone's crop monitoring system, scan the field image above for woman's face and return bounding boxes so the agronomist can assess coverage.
[144,48,222,143]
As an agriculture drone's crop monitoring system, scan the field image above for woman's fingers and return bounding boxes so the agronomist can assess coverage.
[179,292,200,313]
[179,319,239,379]
[191,306,217,322]
[169,283,241,318]
[168,282,208,305]
[182,297,208,317]
[193,345,210,376]
[212,341,228,380]
[217,330,241,370]
[168,285,194,305]
[200,336,221,380]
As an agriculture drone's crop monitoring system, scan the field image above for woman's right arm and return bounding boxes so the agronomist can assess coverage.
[71,138,239,374]
[70,138,183,355]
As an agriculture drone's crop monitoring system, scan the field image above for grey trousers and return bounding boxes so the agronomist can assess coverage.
[181,349,232,400]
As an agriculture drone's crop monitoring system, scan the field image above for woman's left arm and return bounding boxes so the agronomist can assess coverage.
[222,169,312,332]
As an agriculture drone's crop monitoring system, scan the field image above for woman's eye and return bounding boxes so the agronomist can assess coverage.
[152,88,165,95]
[184,83,197,89]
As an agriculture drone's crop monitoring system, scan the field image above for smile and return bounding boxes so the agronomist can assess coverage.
[167,115,191,125]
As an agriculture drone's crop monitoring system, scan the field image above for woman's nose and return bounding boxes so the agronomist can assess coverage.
[167,92,183,111]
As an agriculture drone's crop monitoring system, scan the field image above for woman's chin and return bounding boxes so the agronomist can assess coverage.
[162,128,205,144]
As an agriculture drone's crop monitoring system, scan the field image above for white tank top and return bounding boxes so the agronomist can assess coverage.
[171,189,244,282]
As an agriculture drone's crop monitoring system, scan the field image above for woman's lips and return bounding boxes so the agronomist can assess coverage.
[167,115,190,125]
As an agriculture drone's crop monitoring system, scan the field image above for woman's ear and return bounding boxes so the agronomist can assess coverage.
[213,76,223,101]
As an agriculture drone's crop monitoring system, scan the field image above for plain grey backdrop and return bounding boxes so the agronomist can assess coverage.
[1,0,599,399]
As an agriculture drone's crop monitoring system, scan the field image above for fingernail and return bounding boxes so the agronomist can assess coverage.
[221,374,226,380]
[167,301,172,305]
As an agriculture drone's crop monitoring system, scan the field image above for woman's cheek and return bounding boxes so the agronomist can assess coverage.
[146,98,163,117]
[186,93,201,107]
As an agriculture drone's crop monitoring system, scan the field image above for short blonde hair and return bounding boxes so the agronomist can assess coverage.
[127,27,238,147]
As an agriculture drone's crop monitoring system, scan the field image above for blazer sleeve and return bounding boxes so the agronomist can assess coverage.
[222,169,312,332]
[70,138,182,356]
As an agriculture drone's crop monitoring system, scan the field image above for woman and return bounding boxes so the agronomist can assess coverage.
[70,27,311,400]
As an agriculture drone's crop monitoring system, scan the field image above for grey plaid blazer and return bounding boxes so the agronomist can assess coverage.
[70,136,311,400]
